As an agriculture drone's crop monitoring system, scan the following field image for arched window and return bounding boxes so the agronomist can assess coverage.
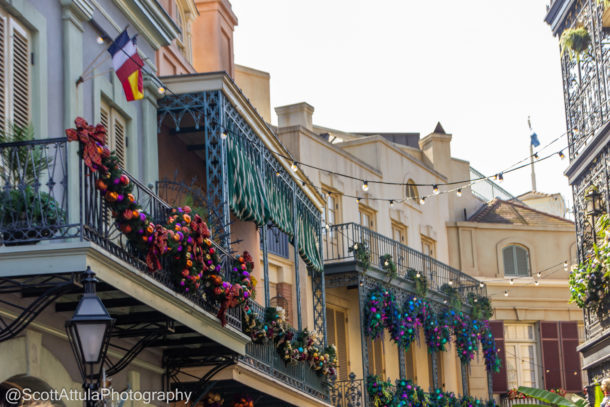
[503,245,530,276]
[406,179,419,203]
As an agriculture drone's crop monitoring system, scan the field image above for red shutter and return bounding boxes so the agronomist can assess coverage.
[560,322,582,392]
[540,322,562,389]
[490,321,508,393]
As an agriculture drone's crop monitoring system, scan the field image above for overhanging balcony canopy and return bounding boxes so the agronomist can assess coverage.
[157,72,324,272]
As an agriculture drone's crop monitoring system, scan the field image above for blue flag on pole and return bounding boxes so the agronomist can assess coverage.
[530,132,540,147]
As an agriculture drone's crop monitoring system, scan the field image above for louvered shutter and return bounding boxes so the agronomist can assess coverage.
[100,103,109,131]
[0,15,6,134]
[515,246,530,276]
[490,321,508,393]
[540,322,562,389]
[335,309,349,380]
[10,21,29,129]
[113,114,126,167]
[503,247,515,276]
[367,337,385,377]
[560,322,582,392]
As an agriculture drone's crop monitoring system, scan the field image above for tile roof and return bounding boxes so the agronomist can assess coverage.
[467,198,574,226]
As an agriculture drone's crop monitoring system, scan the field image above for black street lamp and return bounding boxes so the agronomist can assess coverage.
[66,267,114,403]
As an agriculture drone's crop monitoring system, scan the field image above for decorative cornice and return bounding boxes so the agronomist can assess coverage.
[60,0,94,21]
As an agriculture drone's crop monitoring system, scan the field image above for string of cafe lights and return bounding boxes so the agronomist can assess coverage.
[483,260,572,298]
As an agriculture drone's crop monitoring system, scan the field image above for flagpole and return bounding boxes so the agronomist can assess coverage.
[528,116,537,192]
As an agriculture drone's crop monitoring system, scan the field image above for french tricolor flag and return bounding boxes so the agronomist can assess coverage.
[108,30,144,101]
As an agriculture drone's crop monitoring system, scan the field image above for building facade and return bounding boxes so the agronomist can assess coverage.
[545,0,610,387]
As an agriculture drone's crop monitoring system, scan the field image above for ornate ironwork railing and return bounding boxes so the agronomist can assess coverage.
[329,373,364,407]
[0,137,241,330]
[500,397,546,407]
[238,300,329,401]
[261,225,290,258]
[323,223,485,298]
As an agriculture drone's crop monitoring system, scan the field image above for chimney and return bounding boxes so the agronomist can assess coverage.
[419,122,453,176]
[192,0,238,77]
[275,103,315,131]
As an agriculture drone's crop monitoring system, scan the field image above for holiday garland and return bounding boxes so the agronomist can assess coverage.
[363,285,500,371]
[366,377,498,407]
[350,242,371,271]
[407,268,428,298]
[66,118,337,377]
[381,254,398,280]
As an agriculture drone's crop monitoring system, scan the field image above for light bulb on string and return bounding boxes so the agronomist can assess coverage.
[504,290,509,297]
[416,272,421,278]
[479,282,485,288]
[510,278,514,285]
[96,36,105,44]
[559,151,565,159]
[564,261,569,271]
[157,86,166,95]
[356,197,361,203]
[535,280,540,286]
[498,173,504,182]
[433,185,439,194]
[448,280,453,286]
[359,278,364,287]
[457,189,462,197]
[390,200,394,208]
[419,197,426,205]
[291,162,298,172]
[443,299,448,304]
[362,181,369,191]
[534,153,539,160]
[275,170,280,177]
[537,272,541,278]
[221,130,228,140]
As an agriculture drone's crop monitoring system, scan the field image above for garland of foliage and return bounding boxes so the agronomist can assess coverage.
[407,268,428,298]
[363,285,500,371]
[569,214,610,316]
[381,254,398,280]
[66,118,337,377]
[350,241,371,271]
[367,376,498,407]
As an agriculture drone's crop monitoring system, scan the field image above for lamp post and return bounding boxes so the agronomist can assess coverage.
[66,267,114,406]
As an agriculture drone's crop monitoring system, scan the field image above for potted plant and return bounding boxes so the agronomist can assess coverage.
[0,125,65,245]
[560,26,591,61]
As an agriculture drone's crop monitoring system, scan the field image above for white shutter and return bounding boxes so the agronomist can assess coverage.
[9,20,29,129]
[0,14,6,134]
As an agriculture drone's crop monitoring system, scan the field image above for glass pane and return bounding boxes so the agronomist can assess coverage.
[76,323,106,363]
[503,246,515,276]
[516,247,530,276]
[505,344,519,389]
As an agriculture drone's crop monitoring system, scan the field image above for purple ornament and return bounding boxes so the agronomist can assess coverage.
[243,291,249,298]
[117,194,124,201]
[139,213,146,221]
[177,245,183,252]
[113,178,120,185]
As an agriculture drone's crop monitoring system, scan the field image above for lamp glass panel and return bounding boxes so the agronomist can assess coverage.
[76,323,106,363]
[77,296,106,316]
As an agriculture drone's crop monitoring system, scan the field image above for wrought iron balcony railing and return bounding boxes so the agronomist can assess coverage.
[329,373,364,407]
[323,223,485,298]
[239,300,329,401]
[0,137,241,329]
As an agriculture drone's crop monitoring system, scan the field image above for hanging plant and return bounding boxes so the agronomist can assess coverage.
[560,26,591,60]
[349,241,371,271]
[440,283,461,311]
[407,267,428,298]
[364,287,394,339]
[367,375,394,407]
[380,254,398,280]
[203,393,224,407]
[569,214,610,317]
[467,293,493,320]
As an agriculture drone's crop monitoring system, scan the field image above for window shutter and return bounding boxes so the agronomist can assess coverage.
[540,322,562,389]
[490,321,508,393]
[113,114,126,167]
[100,103,109,130]
[503,247,515,276]
[335,309,349,381]
[515,246,530,276]
[560,321,582,392]
[10,22,29,129]
[0,15,6,134]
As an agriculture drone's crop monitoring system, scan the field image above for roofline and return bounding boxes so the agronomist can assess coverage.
[468,198,574,225]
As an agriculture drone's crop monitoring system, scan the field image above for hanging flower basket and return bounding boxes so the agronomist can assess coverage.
[560,26,591,60]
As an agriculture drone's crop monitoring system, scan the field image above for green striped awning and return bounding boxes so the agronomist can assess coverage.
[226,137,322,272]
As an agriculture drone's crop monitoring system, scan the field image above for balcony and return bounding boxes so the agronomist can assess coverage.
[0,137,329,404]
[323,222,485,300]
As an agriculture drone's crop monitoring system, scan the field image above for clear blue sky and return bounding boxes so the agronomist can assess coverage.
[231,0,570,206]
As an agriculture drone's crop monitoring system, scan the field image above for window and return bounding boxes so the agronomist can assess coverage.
[504,323,539,389]
[391,221,407,245]
[322,189,341,227]
[0,11,31,133]
[100,101,127,167]
[406,179,419,203]
[421,235,436,258]
[503,245,530,276]
[367,337,385,378]
[327,305,349,380]
[359,205,376,231]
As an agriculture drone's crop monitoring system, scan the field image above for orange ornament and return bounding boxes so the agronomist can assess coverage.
[186,260,193,267]
[183,214,191,223]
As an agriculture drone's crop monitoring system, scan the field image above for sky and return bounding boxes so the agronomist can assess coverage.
[230,0,570,208]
